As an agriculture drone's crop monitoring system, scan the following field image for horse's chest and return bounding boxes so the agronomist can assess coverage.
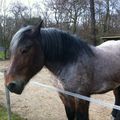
[57,64,91,92]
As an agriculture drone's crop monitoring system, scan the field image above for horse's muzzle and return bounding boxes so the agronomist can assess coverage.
[7,81,24,94]
[4,71,26,94]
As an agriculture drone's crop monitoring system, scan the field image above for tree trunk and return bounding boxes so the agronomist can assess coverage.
[72,16,77,34]
[90,0,97,45]
[104,0,110,33]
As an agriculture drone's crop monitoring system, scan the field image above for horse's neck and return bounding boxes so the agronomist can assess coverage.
[45,61,64,76]
[45,53,94,81]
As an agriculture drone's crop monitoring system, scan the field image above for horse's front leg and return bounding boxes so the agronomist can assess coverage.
[75,95,90,120]
[112,86,120,120]
[59,93,76,120]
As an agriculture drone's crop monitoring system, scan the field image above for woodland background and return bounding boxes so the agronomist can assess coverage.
[0,0,120,59]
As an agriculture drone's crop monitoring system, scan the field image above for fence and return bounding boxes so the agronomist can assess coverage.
[0,70,120,120]
[101,36,120,41]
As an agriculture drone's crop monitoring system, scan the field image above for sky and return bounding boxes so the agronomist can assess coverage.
[0,0,55,22]
[0,0,46,14]
[2,0,39,8]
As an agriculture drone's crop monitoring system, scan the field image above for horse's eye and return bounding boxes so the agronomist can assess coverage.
[20,45,32,54]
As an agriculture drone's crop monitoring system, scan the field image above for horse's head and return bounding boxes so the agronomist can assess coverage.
[5,22,44,94]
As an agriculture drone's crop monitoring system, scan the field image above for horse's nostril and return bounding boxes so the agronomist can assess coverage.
[7,81,23,94]
[7,82,17,92]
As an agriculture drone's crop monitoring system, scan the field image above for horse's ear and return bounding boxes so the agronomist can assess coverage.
[39,20,43,28]
[32,20,43,37]
[36,20,43,30]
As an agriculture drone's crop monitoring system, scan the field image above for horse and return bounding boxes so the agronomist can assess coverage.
[4,21,120,120]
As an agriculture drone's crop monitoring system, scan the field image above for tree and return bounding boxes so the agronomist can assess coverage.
[90,0,97,45]
[0,0,120,55]
[47,0,88,33]
[9,1,28,27]
[103,0,110,33]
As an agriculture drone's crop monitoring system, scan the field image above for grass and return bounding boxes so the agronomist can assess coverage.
[0,51,5,59]
[0,105,25,120]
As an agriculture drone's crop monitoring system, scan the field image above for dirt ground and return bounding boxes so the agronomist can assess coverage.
[0,61,115,120]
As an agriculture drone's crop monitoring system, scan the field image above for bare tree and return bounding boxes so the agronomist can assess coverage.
[47,0,88,33]
[90,0,96,45]
[9,1,28,27]
[33,1,51,27]
[0,0,120,53]
[103,0,110,33]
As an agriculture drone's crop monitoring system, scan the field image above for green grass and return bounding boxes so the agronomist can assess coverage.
[0,105,25,120]
[0,51,5,59]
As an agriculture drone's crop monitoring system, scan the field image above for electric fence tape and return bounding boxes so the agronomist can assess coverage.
[31,81,120,111]
[1,71,120,118]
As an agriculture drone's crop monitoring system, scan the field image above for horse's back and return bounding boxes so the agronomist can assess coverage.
[97,40,120,53]
[95,40,120,70]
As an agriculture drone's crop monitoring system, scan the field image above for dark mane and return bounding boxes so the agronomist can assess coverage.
[41,28,94,64]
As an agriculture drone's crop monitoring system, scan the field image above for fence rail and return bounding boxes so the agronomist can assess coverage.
[101,36,120,41]
[0,71,120,120]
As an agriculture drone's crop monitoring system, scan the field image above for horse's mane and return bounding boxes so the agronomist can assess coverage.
[41,28,94,64]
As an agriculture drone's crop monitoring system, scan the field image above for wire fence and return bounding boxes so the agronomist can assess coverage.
[0,70,119,120]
